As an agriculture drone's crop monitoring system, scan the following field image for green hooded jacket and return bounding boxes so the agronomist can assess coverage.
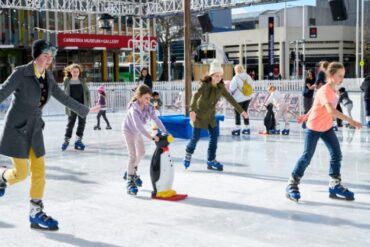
[63,77,91,116]
[189,81,244,129]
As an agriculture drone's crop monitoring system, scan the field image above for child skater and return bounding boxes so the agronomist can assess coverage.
[338,87,354,128]
[183,60,248,171]
[122,85,168,195]
[286,62,362,202]
[61,63,91,151]
[94,85,112,130]
[0,40,89,230]
[150,91,163,134]
[265,85,290,135]
[151,91,163,115]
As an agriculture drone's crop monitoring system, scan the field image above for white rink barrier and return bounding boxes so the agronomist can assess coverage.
[0,79,366,124]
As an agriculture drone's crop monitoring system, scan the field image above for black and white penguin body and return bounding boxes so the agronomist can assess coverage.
[150,134,187,201]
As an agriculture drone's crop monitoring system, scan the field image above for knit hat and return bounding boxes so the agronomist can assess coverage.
[32,39,57,59]
[209,60,224,75]
[97,84,106,93]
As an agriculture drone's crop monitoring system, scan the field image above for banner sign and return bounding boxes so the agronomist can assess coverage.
[57,33,157,50]
[268,17,274,66]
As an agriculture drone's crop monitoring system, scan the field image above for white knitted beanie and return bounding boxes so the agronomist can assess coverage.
[209,60,224,75]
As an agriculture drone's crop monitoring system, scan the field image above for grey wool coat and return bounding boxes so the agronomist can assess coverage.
[0,62,89,158]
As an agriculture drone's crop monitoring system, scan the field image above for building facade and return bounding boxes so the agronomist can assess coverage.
[209,1,370,79]
[0,9,156,83]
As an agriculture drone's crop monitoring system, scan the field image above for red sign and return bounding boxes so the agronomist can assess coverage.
[57,33,157,50]
[309,27,317,38]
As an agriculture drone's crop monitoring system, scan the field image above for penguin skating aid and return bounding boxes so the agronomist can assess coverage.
[150,134,187,201]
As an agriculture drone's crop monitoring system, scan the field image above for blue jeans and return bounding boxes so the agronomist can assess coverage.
[185,125,218,161]
[292,128,342,178]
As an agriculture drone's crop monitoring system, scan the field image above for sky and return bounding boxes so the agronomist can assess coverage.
[232,0,316,14]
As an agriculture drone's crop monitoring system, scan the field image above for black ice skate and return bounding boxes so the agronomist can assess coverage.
[282,129,290,135]
[0,167,7,197]
[329,176,354,201]
[29,200,59,231]
[123,171,142,187]
[74,137,85,150]
[286,176,301,202]
[207,160,223,171]
[61,137,70,151]
[231,129,241,136]
[127,175,138,195]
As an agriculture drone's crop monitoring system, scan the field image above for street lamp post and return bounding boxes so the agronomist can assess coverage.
[245,39,252,70]
[361,0,364,78]
[302,5,306,81]
[356,0,359,78]
[295,41,299,79]
[184,0,192,116]
[284,0,288,79]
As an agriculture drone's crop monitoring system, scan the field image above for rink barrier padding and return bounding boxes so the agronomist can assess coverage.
[159,114,224,139]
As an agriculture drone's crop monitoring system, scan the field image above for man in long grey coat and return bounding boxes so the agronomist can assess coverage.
[0,39,89,231]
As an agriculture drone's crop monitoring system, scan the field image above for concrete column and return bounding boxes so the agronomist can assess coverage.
[63,13,67,31]
[279,41,284,79]
[88,14,91,34]
[114,51,119,81]
[285,41,290,79]
[339,40,344,63]
[101,50,108,81]
[54,11,58,46]
[239,44,243,65]
[258,42,264,80]
[0,12,2,44]
[46,12,50,41]
[118,16,122,35]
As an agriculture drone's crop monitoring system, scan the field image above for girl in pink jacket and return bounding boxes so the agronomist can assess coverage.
[122,85,167,195]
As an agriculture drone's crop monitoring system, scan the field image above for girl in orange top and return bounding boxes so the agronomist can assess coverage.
[286,62,362,202]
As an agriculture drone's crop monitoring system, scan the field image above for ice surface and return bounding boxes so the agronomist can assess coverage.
[0,113,369,247]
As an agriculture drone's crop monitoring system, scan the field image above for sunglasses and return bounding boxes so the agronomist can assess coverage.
[41,46,58,58]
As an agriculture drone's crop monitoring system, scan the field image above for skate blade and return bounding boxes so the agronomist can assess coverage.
[207,166,223,171]
[286,193,299,202]
[329,194,354,201]
[31,223,59,231]
[127,190,138,196]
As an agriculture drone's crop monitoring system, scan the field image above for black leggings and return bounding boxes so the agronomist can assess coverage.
[336,104,343,126]
[65,111,86,138]
[234,100,250,126]
[97,110,111,127]
[365,99,370,116]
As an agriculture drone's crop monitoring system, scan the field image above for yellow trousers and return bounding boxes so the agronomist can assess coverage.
[3,148,45,199]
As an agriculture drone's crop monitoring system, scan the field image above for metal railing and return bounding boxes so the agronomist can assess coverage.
[0,78,365,118]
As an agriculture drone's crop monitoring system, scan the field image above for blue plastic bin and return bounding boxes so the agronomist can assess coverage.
[159,114,225,139]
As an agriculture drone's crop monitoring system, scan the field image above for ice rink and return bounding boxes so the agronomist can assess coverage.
[0,112,369,247]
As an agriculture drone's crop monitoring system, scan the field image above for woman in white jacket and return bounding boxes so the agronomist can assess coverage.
[229,65,254,135]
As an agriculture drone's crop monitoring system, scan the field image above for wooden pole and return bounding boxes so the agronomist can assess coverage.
[184,0,192,116]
